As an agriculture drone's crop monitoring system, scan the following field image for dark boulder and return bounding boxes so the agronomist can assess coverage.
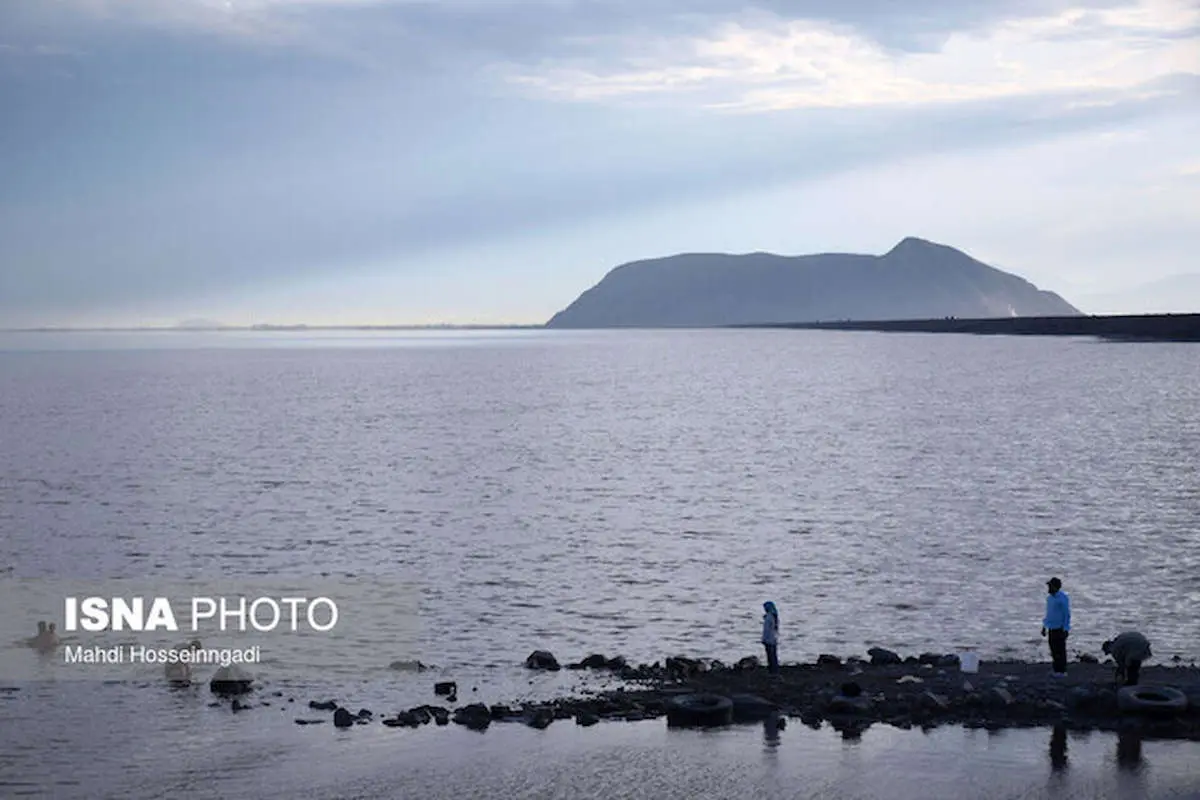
[309,700,338,711]
[383,711,421,728]
[580,654,608,669]
[868,648,903,666]
[840,682,863,698]
[576,711,601,727]
[453,703,492,731]
[606,656,628,671]
[209,665,254,696]
[526,650,561,671]
[333,708,355,728]
[817,654,842,666]
[735,656,761,672]
[526,708,555,729]
[434,681,456,696]
[665,656,702,677]
[400,705,451,724]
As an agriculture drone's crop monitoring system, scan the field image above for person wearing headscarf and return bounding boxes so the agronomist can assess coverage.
[761,602,780,675]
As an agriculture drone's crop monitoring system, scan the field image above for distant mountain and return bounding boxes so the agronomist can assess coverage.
[1073,274,1200,315]
[545,237,1080,328]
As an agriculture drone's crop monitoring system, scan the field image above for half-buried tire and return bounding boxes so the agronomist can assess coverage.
[1117,686,1188,715]
[666,694,734,728]
[729,693,779,722]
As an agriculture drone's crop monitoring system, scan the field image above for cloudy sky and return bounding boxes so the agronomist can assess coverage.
[1,0,1197,326]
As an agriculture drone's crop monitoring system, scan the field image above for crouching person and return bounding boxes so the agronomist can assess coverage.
[1102,632,1152,687]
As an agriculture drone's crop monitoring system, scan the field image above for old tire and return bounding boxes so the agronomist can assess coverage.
[666,694,734,728]
[729,693,779,722]
[1117,686,1188,715]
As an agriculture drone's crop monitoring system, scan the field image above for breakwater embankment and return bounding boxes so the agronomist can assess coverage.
[734,314,1200,341]
[272,651,1200,740]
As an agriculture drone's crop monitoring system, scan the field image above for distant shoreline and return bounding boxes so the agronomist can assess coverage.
[7,313,1200,341]
[732,313,1200,342]
[1,324,547,333]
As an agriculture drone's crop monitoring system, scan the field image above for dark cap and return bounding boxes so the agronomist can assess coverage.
[1047,576,1062,588]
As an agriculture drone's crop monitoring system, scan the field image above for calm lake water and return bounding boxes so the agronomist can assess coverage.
[1,329,1198,798]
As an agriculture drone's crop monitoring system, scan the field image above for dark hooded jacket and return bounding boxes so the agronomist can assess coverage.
[1108,631,1152,666]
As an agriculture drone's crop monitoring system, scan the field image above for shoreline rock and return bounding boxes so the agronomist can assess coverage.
[209,665,254,696]
[525,650,561,671]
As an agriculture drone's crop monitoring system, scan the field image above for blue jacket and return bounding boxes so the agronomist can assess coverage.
[762,613,778,645]
[1043,591,1071,632]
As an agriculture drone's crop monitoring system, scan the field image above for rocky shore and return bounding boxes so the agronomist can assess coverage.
[280,649,1200,741]
[736,313,1200,342]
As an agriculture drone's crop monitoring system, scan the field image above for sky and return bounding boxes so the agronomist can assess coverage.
[1,0,1198,327]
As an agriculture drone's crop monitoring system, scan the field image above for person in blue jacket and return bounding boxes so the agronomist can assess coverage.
[1041,577,1071,676]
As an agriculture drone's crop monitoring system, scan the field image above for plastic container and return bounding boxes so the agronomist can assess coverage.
[959,652,980,673]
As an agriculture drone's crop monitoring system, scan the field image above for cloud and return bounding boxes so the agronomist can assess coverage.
[2,78,1190,319]
[500,0,1200,111]
[1,0,1197,325]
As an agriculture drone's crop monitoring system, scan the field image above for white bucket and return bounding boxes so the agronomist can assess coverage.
[959,652,980,673]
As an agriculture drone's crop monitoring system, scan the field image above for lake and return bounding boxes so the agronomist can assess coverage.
[0,328,1197,798]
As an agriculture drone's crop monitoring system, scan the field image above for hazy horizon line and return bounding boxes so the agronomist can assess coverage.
[7,311,1200,334]
[1,323,549,333]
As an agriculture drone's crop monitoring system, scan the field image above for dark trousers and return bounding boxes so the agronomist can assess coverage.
[1048,629,1068,673]
[763,643,779,674]
[1117,659,1142,686]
